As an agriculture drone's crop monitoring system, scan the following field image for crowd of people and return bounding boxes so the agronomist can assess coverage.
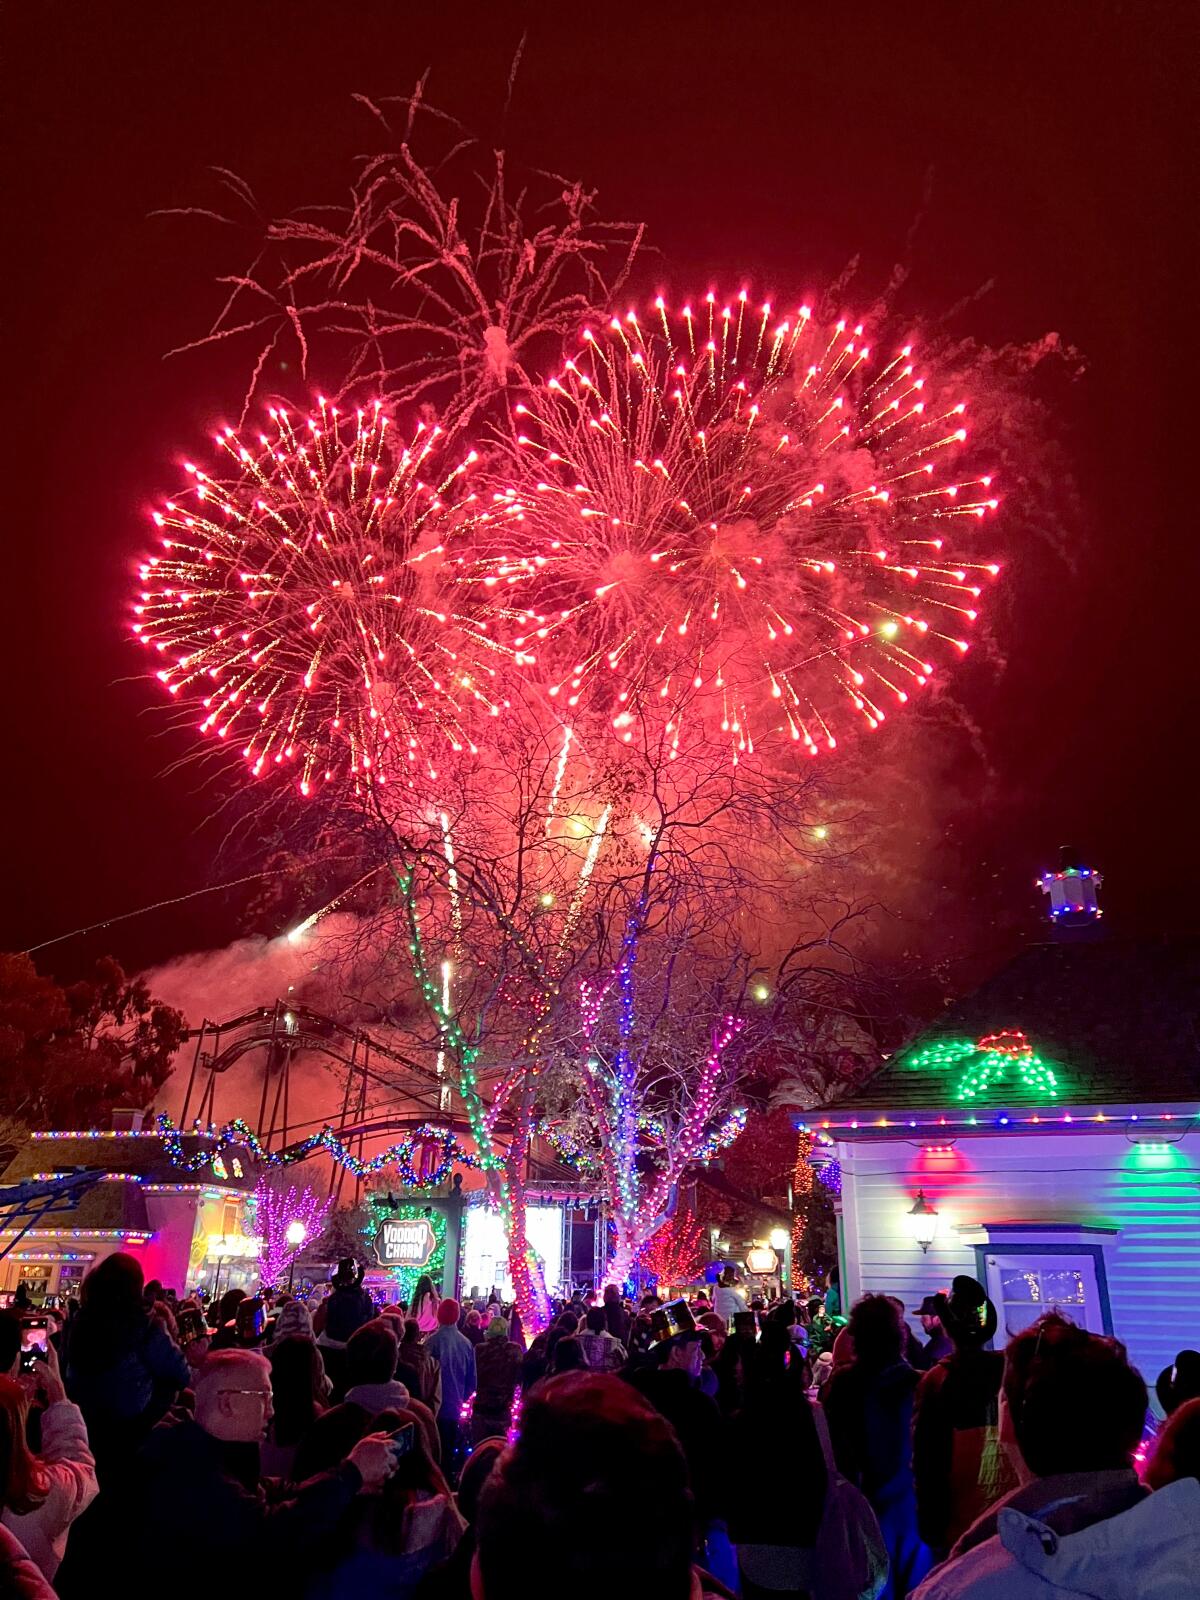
[1,1254,1197,1599]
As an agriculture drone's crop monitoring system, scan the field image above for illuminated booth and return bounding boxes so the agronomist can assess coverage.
[0,1125,259,1304]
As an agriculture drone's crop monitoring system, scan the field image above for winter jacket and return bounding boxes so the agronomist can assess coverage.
[473,1338,522,1420]
[913,1349,1017,1554]
[912,1472,1200,1599]
[823,1358,931,1599]
[625,1368,729,1524]
[133,1416,363,1596]
[713,1285,747,1324]
[399,1343,443,1411]
[320,1284,376,1346]
[306,1490,467,1600]
[1,1402,98,1579]
[823,1359,921,1504]
[424,1326,476,1421]
[66,1317,189,1425]
[0,1527,55,1600]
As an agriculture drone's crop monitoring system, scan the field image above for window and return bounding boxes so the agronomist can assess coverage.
[17,1265,51,1303]
[984,1251,1104,1338]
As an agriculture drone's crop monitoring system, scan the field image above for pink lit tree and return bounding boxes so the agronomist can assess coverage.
[254,1177,334,1288]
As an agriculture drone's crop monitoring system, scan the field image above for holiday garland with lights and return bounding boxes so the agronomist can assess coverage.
[157,1112,479,1187]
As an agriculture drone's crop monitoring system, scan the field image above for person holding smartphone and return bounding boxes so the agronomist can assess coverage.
[0,1342,98,1581]
[305,1412,466,1599]
[132,1350,399,1594]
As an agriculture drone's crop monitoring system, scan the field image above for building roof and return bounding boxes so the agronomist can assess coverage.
[2,1131,259,1190]
[0,1130,259,1236]
[824,937,1200,1116]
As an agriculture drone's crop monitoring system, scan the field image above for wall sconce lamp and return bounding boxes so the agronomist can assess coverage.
[906,1190,939,1253]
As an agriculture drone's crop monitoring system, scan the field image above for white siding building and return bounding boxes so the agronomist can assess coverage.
[808,869,1200,1402]
[830,1123,1198,1394]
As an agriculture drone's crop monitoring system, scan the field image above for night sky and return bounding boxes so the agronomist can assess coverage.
[5,2,1191,980]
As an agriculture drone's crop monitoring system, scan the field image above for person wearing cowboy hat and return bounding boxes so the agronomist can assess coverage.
[916,1292,955,1369]
[913,1276,1019,1559]
[1155,1349,1200,1417]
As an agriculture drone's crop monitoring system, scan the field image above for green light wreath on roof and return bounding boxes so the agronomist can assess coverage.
[905,1029,1060,1102]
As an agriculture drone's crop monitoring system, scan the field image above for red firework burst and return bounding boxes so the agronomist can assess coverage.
[475,292,1001,760]
[133,401,518,793]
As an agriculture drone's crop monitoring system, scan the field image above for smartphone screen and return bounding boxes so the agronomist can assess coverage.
[389,1422,415,1461]
[20,1321,48,1352]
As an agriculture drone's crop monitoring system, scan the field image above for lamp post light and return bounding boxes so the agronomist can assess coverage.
[210,1236,229,1304]
[769,1226,791,1294]
[906,1190,939,1254]
[285,1219,307,1292]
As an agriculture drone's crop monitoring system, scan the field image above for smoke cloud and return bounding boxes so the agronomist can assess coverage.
[141,915,407,1140]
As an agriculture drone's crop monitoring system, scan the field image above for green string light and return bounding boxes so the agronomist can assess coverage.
[902,1030,1061,1102]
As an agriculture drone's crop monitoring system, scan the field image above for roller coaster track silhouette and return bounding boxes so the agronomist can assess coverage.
[175,1000,563,1201]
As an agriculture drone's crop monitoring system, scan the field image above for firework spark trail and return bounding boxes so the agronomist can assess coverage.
[557,803,612,957]
[164,81,645,429]
[474,293,1001,762]
[286,864,387,942]
[482,799,614,1137]
[440,811,464,942]
[543,725,574,835]
[133,402,526,794]
[436,957,453,1111]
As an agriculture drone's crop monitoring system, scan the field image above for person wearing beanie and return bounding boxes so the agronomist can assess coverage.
[272,1298,314,1343]
[342,1318,412,1417]
[913,1275,1018,1559]
[425,1298,476,1475]
[472,1319,522,1445]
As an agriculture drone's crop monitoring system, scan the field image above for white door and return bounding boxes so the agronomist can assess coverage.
[984,1252,1104,1340]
